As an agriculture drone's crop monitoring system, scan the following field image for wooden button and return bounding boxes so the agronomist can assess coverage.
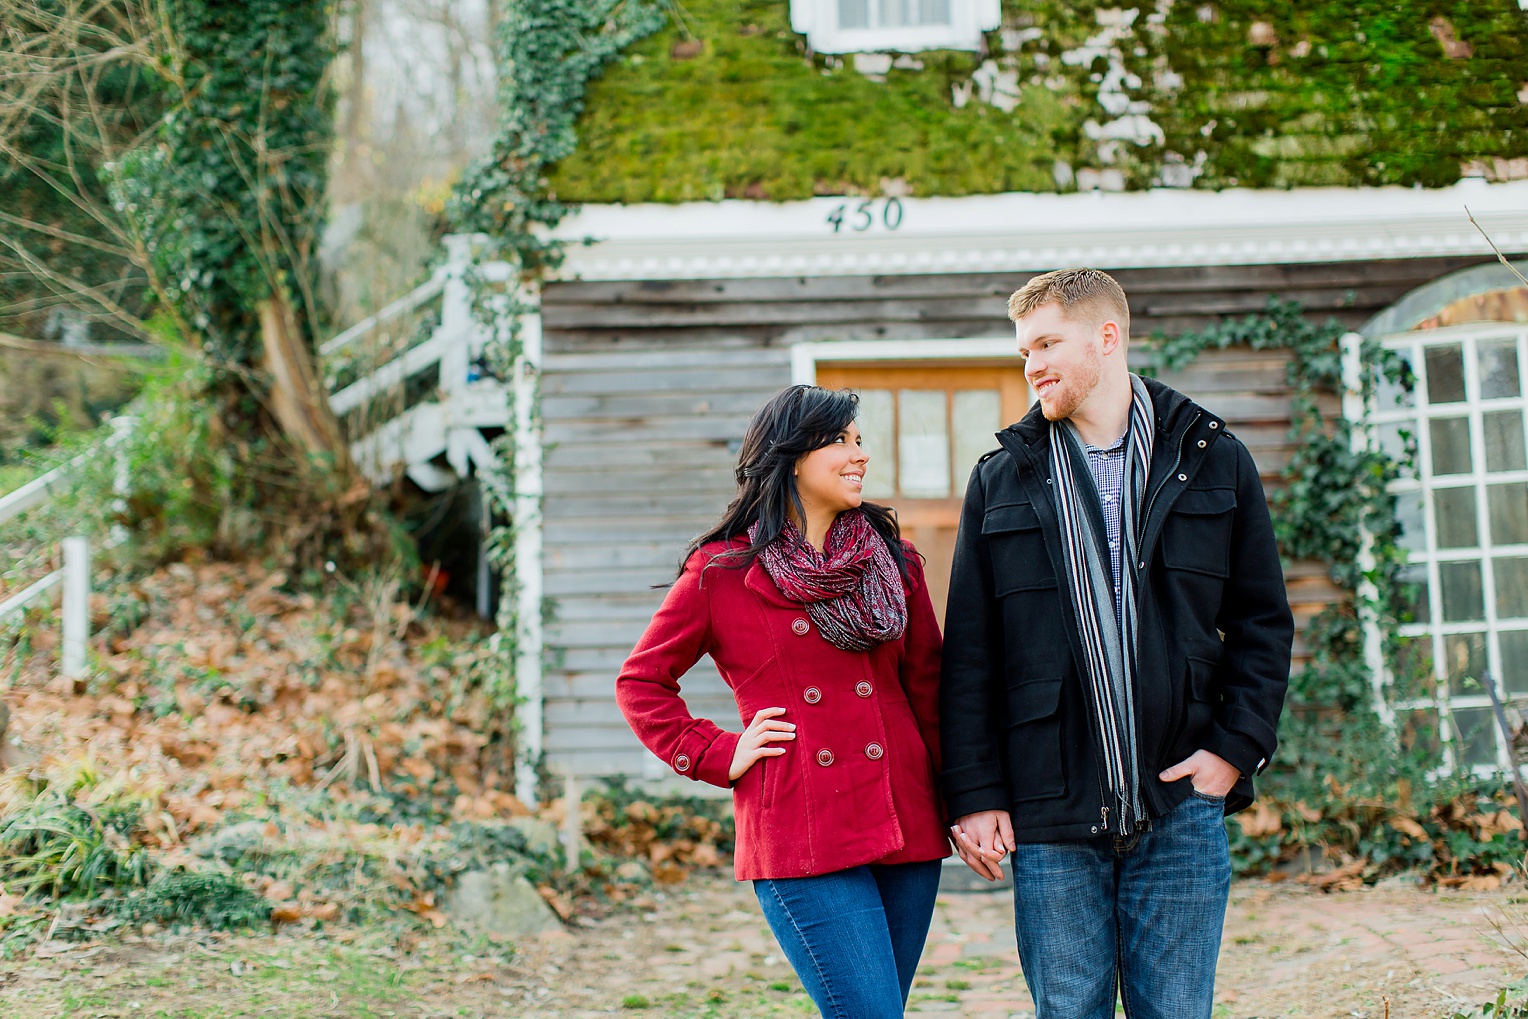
[855,681,873,698]
[803,687,822,704]
[791,618,811,636]
[816,748,835,767]
[865,743,884,761]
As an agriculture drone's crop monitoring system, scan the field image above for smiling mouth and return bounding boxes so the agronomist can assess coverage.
[1035,378,1061,396]
[842,473,864,487]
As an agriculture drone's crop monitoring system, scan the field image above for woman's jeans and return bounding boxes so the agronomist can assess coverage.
[1010,791,1232,1019]
[753,859,943,1018]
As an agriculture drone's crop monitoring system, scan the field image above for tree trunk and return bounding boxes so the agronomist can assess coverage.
[259,294,351,472]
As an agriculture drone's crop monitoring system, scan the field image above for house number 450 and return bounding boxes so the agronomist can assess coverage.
[826,198,904,233]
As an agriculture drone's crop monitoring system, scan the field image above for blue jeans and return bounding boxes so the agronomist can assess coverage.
[1010,792,1231,1019]
[753,859,943,1018]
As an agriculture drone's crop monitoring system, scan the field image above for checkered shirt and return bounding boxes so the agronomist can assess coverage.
[1084,431,1129,612]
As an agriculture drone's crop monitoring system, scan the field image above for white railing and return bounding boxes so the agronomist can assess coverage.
[0,417,132,677]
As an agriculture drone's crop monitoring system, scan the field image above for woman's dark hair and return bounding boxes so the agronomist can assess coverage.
[680,385,908,578]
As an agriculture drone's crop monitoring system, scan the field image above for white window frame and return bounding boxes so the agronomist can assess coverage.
[1355,322,1528,775]
[789,0,1001,54]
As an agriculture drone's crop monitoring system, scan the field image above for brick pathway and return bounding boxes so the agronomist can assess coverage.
[503,871,1528,1018]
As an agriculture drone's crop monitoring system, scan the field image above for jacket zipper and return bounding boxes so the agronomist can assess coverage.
[1118,411,1202,832]
[1139,411,1202,552]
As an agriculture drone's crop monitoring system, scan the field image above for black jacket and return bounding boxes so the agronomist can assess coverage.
[938,378,1293,840]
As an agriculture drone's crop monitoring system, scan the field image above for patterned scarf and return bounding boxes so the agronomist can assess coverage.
[751,509,907,652]
[1049,374,1155,835]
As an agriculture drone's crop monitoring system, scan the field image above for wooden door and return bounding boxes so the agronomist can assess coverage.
[815,362,1031,628]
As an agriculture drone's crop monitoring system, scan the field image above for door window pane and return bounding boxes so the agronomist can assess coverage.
[839,0,869,28]
[952,391,1000,496]
[1479,339,1522,400]
[1425,344,1467,404]
[1377,347,1416,410]
[1487,482,1528,545]
[1433,487,1479,548]
[921,0,952,23]
[1398,708,1443,765]
[1438,560,1484,622]
[1396,491,1428,553]
[1397,563,1430,624]
[855,390,895,499]
[1378,421,1417,474]
[1452,706,1498,767]
[1429,417,1473,475]
[1502,630,1528,694]
[1392,634,1436,702]
[1484,410,1527,473]
[1444,631,1487,695]
[1497,557,1528,618]
[898,390,950,498]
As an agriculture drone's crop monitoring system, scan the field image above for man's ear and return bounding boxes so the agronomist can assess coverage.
[1098,319,1123,357]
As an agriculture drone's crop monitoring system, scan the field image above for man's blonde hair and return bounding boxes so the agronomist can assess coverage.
[1007,268,1131,338]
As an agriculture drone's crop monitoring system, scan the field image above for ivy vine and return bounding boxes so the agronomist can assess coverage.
[445,0,667,788]
[1150,301,1520,880]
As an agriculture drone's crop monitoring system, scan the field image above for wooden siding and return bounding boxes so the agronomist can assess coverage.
[538,255,1500,777]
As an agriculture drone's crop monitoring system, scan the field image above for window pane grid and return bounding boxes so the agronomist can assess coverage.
[1373,327,1528,771]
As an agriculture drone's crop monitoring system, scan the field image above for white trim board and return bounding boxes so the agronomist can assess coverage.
[791,337,1021,384]
[551,178,1528,283]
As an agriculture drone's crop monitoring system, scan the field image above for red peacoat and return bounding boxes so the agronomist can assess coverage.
[615,537,950,881]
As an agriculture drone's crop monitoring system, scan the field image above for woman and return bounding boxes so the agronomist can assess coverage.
[616,385,949,1018]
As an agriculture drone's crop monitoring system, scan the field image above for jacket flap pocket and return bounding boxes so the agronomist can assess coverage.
[1172,488,1236,516]
[1187,656,1218,702]
[1007,677,1063,726]
[982,503,1041,534]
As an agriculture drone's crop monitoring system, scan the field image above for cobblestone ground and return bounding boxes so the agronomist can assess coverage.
[503,872,1528,1018]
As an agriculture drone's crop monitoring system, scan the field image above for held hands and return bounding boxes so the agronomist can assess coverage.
[1159,749,1240,798]
[729,707,796,782]
[950,809,1014,882]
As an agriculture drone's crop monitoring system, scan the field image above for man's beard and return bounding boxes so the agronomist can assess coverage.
[1038,343,1103,421]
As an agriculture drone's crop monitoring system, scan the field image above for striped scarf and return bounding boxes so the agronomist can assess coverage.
[752,510,907,652]
[1049,375,1155,835]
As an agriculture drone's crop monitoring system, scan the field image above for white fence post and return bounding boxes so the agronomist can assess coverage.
[61,536,90,679]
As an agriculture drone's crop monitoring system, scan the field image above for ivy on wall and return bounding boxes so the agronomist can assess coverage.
[545,0,1528,202]
[1151,303,1522,881]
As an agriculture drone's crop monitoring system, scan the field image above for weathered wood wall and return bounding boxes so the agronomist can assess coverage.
[538,255,1496,778]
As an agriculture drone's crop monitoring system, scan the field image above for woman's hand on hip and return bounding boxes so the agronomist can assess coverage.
[729,707,796,782]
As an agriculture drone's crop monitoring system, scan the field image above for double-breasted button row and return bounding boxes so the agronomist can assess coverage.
[814,744,886,766]
[803,687,822,704]
[855,681,873,698]
[674,753,691,773]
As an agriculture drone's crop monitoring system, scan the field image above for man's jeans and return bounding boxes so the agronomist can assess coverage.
[754,859,942,1018]
[1010,791,1232,1019]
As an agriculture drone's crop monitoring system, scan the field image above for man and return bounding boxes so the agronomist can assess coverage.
[939,269,1293,1018]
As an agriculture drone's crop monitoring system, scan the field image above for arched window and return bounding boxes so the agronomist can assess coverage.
[1363,261,1528,771]
[789,0,1000,54]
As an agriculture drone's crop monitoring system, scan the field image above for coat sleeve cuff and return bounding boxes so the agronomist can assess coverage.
[1202,727,1265,778]
[940,762,1011,821]
[693,730,740,789]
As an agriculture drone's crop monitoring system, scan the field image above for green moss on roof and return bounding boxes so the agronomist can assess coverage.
[547,0,1528,203]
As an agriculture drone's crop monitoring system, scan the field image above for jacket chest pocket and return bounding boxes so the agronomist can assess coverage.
[983,502,1058,596]
[1160,488,1236,578]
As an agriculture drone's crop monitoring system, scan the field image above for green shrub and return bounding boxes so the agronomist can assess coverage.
[0,765,155,900]
[110,870,270,930]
